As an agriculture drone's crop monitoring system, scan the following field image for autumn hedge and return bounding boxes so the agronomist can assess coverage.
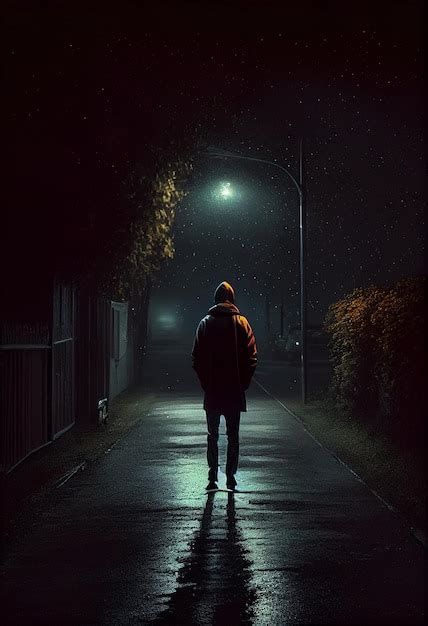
[324,276,426,446]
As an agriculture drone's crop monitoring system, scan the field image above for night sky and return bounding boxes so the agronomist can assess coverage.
[4,1,425,339]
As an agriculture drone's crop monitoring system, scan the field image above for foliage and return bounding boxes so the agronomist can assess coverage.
[325,276,426,445]
[100,155,193,301]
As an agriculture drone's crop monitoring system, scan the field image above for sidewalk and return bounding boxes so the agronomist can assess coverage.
[1,346,424,624]
[1,387,155,547]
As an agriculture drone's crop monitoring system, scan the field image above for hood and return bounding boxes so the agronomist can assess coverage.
[214,281,235,304]
[208,302,240,317]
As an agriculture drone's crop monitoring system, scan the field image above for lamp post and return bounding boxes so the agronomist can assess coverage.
[203,141,307,403]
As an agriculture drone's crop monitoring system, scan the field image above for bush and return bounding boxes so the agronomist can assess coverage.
[325,276,426,446]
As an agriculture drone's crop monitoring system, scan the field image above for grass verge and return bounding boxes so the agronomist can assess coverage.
[284,396,426,534]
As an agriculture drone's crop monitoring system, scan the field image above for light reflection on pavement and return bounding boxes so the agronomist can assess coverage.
[0,344,424,625]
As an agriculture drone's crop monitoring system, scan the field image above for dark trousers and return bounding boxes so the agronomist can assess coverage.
[206,411,241,482]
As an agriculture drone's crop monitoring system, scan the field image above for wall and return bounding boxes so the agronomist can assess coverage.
[109,301,133,400]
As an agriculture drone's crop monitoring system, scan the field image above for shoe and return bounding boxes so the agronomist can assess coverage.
[206,481,218,490]
[226,477,237,491]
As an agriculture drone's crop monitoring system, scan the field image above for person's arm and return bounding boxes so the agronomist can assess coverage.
[191,320,209,390]
[238,317,257,390]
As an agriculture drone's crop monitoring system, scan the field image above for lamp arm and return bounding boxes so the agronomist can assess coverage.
[207,153,302,198]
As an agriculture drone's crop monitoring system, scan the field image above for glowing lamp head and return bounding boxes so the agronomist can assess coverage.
[219,181,233,199]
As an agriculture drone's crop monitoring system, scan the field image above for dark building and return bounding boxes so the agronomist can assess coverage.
[0,276,135,475]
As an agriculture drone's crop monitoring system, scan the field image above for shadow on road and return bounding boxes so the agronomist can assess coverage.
[155,492,256,625]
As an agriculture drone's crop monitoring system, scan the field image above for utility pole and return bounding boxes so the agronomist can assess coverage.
[265,294,271,345]
[280,289,284,338]
[299,137,307,404]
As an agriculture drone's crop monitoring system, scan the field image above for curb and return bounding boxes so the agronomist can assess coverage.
[254,377,427,550]
[55,461,87,488]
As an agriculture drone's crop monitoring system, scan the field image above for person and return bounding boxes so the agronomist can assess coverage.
[192,281,257,491]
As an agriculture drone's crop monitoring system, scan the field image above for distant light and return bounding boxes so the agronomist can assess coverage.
[295,341,300,346]
[158,314,176,330]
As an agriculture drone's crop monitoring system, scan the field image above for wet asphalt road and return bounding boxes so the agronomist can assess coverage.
[1,344,424,625]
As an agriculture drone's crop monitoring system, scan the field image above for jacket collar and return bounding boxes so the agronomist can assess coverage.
[208,302,240,317]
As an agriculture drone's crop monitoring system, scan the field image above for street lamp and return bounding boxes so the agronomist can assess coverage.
[203,141,307,404]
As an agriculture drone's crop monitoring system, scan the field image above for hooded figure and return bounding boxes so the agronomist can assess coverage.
[192,281,257,490]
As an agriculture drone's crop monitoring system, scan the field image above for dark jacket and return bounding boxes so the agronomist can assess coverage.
[192,301,257,412]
